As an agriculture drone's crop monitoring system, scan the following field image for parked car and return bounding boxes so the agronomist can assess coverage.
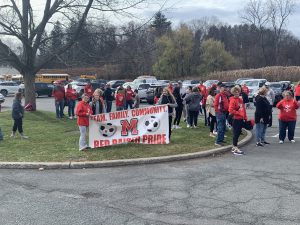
[222,82,235,89]
[0,81,21,96]
[67,81,87,95]
[107,80,126,89]
[0,93,5,104]
[203,80,219,88]
[53,79,72,86]
[35,83,54,97]
[235,78,254,85]
[269,82,285,106]
[132,76,158,86]
[182,80,199,88]
[240,79,267,101]
[146,84,167,104]
[136,83,152,101]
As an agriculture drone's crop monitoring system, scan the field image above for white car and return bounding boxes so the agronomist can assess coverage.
[66,81,87,95]
[0,93,5,104]
[136,83,152,101]
[0,81,21,96]
[240,79,267,101]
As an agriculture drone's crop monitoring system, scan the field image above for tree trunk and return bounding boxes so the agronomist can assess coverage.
[23,73,36,111]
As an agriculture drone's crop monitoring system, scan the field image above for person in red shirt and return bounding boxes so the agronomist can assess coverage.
[276,90,299,144]
[115,88,126,111]
[294,81,300,101]
[229,86,247,155]
[75,93,93,151]
[167,82,174,93]
[214,84,229,146]
[65,84,78,119]
[52,83,65,118]
[242,84,250,95]
[198,81,208,126]
[125,86,134,109]
[84,82,93,101]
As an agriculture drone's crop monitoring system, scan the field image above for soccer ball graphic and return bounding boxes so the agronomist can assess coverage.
[99,123,117,137]
[144,116,160,132]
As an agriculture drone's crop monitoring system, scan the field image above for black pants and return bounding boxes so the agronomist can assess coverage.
[202,105,208,126]
[232,119,243,146]
[268,105,273,126]
[169,116,172,139]
[174,104,183,126]
[12,118,23,134]
[188,110,199,126]
[209,113,216,133]
[279,120,296,141]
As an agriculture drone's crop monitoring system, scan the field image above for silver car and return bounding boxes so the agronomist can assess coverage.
[0,93,5,104]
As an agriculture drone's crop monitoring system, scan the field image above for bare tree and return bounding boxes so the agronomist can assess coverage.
[0,0,148,110]
[241,0,295,65]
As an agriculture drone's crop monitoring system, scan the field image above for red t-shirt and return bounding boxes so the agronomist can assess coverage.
[198,84,207,104]
[52,86,65,101]
[66,88,77,101]
[295,85,300,97]
[276,99,299,121]
[116,93,125,106]
[84,84,93,97]
[126,89,134,101]
[242,86,250,95]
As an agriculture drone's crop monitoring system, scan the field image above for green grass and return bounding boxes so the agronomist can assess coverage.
[0,111,233,162]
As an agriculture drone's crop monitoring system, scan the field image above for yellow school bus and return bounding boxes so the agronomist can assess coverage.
[35,74,70,83]
[80,74,96,80]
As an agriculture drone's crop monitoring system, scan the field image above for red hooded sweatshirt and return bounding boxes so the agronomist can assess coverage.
[84,84,93,98]
[276,98,299,121]
[229,96,247,120]
[198,84,207,105]
[214,92,229,113]
[76,100,92,126]
[66,88,77,101]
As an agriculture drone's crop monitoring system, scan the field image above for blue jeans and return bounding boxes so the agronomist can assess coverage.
[79,126,88,150]
[68,100,75,117]
[55,100,64,118]
[216,112,226,144]
[255,122,267,143]
[279,120,296,141]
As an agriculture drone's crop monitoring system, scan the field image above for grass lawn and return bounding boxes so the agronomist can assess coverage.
[0,111,233,162]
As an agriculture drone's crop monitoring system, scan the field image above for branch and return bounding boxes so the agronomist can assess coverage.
[10,0,23,22]
[0,39,25,72]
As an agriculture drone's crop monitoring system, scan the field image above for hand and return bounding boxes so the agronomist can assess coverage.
[260,118,264,123]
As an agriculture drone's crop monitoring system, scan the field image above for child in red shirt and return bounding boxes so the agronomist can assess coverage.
[115,89,125,111]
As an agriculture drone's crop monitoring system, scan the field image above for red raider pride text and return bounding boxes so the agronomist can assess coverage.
[89,106,169,148]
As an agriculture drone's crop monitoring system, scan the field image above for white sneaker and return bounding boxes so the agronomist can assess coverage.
[176,125,182,129]
[172,125,176,130]
[69,116,73,119]
[290,140,296,143]
[213,131,218,135]
[187,124,190,128]
[279,140,284,144]
[21,135,29,139]
[79,145,88,151]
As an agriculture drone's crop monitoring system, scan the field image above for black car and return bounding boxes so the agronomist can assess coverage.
[146,84,167,104]
[108,80,126,89]
[35,82,54,97]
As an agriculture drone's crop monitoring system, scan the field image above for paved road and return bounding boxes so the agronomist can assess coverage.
[1,105,300,224]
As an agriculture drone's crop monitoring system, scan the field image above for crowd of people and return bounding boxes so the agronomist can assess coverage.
[8,79,300,154]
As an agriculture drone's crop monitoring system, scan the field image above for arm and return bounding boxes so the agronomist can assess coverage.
[294,100,299,110]
[276,100,283,109]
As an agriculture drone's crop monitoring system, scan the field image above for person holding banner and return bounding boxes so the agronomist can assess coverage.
[115,88,126,111]
[125,86,135,109]
[158,88,177,139]
[76,93,93,151]
[90,90,105,115]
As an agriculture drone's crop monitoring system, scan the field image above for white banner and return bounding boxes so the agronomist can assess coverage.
[89,105,169,148]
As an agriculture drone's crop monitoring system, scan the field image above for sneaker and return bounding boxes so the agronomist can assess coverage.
[10,132,16,138]
[69,116,73,119]
[213,131,218,135]
[193,125,198,129]
[209,133,216,137]
[279,140,284,144]
[79,145,88,151]
[172,125,176,130]
[290,139,296,143]
[233,148,244,155]
[256,142,264,147]
[187,124,190,128]
[215,143,224,147]
[231,146,237,153]
[263,141,270,145]
[176,125,182,129]
[21,135,29,139]
[224,135,228,138]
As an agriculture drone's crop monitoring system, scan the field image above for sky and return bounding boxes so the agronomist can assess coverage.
[4,0,300,38]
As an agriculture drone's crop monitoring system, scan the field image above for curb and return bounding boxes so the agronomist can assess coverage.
[0,129,253,169]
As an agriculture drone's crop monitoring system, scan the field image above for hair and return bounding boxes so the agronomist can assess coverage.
[192,87,199,92]
[94,88,103,96]
[127,85,131,89]
[208,86,217,96]
[163,87,176,102]
[134,89,138,93]
[15,92,22,100]
[187,86,192,92]
[258,86,268,96]
[283,90,292,97]
[81,93,89,99]
[231,85,241,95]
[67,84,72,89]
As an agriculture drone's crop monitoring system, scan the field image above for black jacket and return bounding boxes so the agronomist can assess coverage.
[103,88,114,101]
[12,99,24,120]
[90,100,104,115]
[255,95,271,124]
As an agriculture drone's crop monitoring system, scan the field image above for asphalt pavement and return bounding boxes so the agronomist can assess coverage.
[1,102,300,224]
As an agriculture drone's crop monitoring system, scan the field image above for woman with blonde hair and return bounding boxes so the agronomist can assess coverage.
[255,86,272,147]
[158,87,177,139]
[228,86,247,155]
[89,90,105,115]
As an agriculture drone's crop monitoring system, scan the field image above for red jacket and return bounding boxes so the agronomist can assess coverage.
[168,85,174,93]
[276,98,299,121]
[214,92,229,113]
[84,84,93,98]
[126,89,134,101]
[198,84,207,105]
[76,100,92,126]
[52,86,65,101]
[242,85,250,95]
[116,93,125,107]
[295,85,300,97]
[229,96,247,120]
[66,88,77,101]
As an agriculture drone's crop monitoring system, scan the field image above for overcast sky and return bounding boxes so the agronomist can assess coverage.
[15,0,300,38]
